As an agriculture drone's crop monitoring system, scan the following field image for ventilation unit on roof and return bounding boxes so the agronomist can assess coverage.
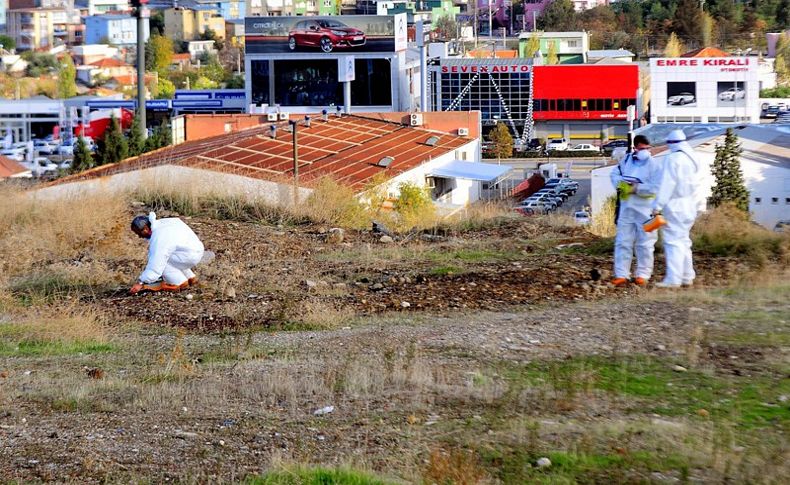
[424,136,440,146]
[279,112,290,121]
[377,156,394,168]
[457,127,469,136]
[266,113,278,122]
[410,113,423,126]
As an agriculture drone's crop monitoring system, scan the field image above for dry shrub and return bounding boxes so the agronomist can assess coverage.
[589,195,616,237]
[301,177,369,229]
[291,300,356,330]
[436,201,516,233]
[693,204,789,263]
[9,262,120,301]
[0,186,131,278]
[424,448,488,485]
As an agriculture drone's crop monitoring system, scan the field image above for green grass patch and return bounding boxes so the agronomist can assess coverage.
[247,466,394,485]
[0,339,115,357]
[479,447,689,484]
[502,355,790,429]
[9,271,107,303]
[429,265,464,276]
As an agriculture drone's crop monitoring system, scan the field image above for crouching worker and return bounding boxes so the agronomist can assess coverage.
[610,135,662,287]
[129,212,204,294]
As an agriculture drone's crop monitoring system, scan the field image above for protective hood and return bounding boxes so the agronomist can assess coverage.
[671,141,700,173]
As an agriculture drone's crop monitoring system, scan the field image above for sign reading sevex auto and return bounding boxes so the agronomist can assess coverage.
[441,64,530,73]
[245,14,407,55]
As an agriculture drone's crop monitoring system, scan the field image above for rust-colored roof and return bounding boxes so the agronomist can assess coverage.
[49,115,472,191]
[681,47,730,58]
[468,49,518,59]
[0,156,28,178]
[172,53,191,62]
[89,58,129,68]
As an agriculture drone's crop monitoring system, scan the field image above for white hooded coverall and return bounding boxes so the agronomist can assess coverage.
[654,138,701,286]
[139,213,205,286]
[610,151,662,280]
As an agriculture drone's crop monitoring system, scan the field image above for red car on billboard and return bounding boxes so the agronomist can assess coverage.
[288,19,366,53]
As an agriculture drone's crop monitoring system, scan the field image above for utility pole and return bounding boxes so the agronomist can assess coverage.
[133,0,148,139]
[290,120,299,206]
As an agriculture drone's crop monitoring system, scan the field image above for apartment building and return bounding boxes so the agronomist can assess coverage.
[164,6,226,41]
[84,14,149,46]
[7,7,71,50]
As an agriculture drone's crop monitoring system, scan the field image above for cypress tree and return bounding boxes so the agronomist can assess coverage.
[96,114,129,165]
[71,137,94,173]
[709,128,750,212]
[128,113,145,157]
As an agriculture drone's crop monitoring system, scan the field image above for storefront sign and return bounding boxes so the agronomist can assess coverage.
[441,64,530,73]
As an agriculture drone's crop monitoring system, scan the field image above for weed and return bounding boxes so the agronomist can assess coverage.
[589,195,616,237]
[693,204,789,263]
[430,265,463,276]
[247,466,394,485]
[423,448,487,485]
[0,309,113,357]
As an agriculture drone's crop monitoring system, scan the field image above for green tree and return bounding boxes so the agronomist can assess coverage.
[71,137,94,173]
[193,76,219,90]
[434,15,458,41]
[150,10,165,36]
[664,32,684,57]
[538,0,578,31]
[96,114,129,165]
[546,41,559,65]
[224,74,245,89]
[0,34,16,51]
[672,0,702,45]
[23,52,58,77]
[709,128,749,212]
[128,113,145,157]
[156,78,176,99]
[488,122,514,159]
[145,121,172,152]
[146,34,174,73]
[524,33,541,58]
[57,54,77,98]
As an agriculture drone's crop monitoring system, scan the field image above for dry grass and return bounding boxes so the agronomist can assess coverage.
[693,204,790,264]
[0,306,109,345]
[424,448,488,485]
[291,300,356,330]
[0,186,133,278]
[589,195,616,237]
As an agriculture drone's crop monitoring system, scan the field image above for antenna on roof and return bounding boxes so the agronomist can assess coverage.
[322,109,328,122]
[270,124,277,139]
[304,115,311,128]
[376,156,394,168]
[336,106,342,118]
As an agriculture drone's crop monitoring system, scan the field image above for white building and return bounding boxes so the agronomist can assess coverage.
[572,0,608,11]
[84,15,150,47]
[649,57,760,124]
[590,124,790,230]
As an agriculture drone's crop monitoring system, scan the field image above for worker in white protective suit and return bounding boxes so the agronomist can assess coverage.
[609,134,662,287]
[652,129,702,288]
[129,212,205,294]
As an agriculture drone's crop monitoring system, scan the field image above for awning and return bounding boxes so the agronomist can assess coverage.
[429,160,512,182]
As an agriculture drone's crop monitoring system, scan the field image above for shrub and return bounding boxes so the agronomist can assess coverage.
[693,204,789,263]
[394,181,436,230]
[302,177,368,229]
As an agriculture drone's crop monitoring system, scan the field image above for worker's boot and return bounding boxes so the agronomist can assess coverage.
[611,277,629,287]
[187,277,199,287]
[161,281,189,292]
[633,277,648,287]
[654,281,681,289]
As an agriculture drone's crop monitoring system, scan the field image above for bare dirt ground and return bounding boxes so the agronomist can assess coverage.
[1,212,787,483]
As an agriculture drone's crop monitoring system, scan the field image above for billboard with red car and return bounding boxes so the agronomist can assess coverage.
[245,14,407,54]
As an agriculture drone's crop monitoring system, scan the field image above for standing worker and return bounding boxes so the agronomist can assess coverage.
[129,212,205,294]
[652,130,702,288]
[610,134,662,287]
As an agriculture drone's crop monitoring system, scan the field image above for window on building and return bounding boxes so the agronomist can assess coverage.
[572,99,581,110]
[754,197,761,204]
[785,197,790,204]
[772,197,779,204]
[250,59,270,106]
[567,40,578,47]
[350,58,392,106]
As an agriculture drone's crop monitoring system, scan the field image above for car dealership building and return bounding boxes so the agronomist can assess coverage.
[429,60,640,141]
[649,57,760,124]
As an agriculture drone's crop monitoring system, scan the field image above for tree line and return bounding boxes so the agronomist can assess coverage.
[534,0,789,56]
[72,114,172,173]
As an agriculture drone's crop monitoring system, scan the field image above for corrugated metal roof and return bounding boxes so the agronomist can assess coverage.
[51,115,472,191]
[587,49,635,58]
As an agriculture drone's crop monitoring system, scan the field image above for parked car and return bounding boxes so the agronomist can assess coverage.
[288,19,366,53]
[718,87,745,101]
[513,205,536,216]
[546,137,568,151]
[522,195,557,210]
[668,92,696,105]
[763,105,781,118]
[574,211,591,225]
[58,159,72,170]
[774,220,790,233]
[33,139,57,155]
[774,111,790,124]
[601,140,628,153]
[518,201,552,214]
[1,148,25,161]
[567,143,599,152]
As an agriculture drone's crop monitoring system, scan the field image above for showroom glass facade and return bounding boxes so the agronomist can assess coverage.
[433,69,532,124]
[249,58,392,108]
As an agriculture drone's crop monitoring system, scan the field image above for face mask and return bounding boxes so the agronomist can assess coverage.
[634,149,650,161]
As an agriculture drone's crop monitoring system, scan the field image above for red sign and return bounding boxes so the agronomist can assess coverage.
[441,64,530,74]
